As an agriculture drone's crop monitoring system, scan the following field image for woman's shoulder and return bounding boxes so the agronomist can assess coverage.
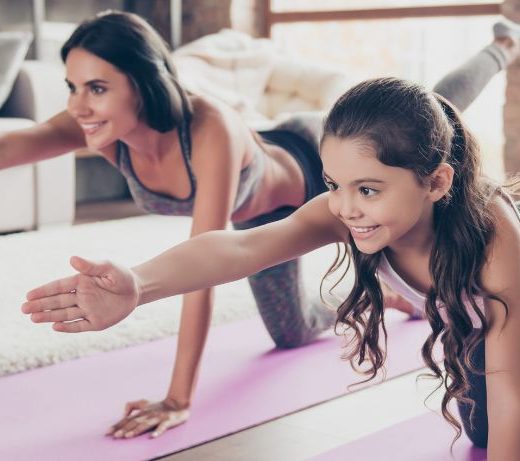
[189,95,251,159]
[190,95,248,133]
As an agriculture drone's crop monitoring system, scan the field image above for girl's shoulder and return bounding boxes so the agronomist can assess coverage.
[482,193,520,295]
[290,193,347,244]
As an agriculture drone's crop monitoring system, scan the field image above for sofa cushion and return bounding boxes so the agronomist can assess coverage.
[0,118,35,232]
[173,29,275,118]
[0,32,32,109]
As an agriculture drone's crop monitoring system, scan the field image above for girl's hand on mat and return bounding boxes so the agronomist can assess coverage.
[22,256,140,332]
[106,399,190,439]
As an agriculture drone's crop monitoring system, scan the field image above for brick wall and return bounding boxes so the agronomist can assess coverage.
[231,0,267,37]
[181,0,232,43]
[181,0,265,43]
[502,0,520,178]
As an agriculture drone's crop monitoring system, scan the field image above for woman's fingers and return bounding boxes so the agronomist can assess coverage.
[124,400,149,418]
[121,417,161,439]
[105,402,190,439]
[106,400,150,435]
[151,419,172,438]
[151,410,190,438]
[112,415,156,438]
[22,292,77,314]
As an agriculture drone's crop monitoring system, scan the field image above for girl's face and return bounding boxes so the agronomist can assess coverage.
[321,136,435,254]
[65,47,141,150]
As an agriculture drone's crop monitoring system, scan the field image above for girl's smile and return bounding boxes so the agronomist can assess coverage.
[348,224,381,240]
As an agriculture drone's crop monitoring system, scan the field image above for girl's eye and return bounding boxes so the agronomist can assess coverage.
[324,180,339,192]
[359,186,378,197]
[66,83,76,94]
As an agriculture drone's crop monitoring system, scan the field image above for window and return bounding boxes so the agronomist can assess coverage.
[269,4,504,180]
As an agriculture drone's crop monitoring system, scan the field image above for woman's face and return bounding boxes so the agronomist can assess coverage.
[65,47,141,150]
[321,135,435,254]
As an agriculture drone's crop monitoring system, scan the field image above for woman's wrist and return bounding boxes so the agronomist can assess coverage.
[164,395,191,411]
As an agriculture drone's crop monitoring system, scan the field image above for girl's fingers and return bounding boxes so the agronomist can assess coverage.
[52,319,92,333]
[31,306,83,323]
[25,276,78,301]
[22,292,77,314]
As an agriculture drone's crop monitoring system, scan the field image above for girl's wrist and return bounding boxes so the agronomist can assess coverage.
[131,264,156,306]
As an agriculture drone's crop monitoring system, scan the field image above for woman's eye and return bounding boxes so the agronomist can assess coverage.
[66,84,75,94]
[359,186,378,197]
[91,85,106,95]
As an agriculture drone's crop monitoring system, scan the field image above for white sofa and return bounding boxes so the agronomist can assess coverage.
[0,60,75,233]
[173,29,353,131]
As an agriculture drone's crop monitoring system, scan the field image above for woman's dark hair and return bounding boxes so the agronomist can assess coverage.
[61,10,192,132]
[321,77,503,440]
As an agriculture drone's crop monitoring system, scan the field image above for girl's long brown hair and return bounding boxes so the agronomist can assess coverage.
[321,77,504,439]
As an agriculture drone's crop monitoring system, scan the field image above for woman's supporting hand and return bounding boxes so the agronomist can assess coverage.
[106,399,190,439]
[22,256,140,332]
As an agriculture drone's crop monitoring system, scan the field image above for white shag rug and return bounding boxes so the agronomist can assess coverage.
[1,215,348,376]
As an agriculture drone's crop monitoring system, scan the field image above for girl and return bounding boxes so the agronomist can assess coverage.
[23,76,520,459]
[6,10,520,440]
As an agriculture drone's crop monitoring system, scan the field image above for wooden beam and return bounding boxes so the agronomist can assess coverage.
[268,3,500,31]
[261,0,272,37]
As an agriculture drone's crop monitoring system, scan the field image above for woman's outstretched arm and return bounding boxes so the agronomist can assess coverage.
[22,193,344,332]
[0,111,85,169]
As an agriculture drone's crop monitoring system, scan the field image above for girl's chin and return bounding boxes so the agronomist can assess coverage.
[351,239,386,255]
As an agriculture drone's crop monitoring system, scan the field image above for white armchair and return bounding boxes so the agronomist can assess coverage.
[0,60,75,233]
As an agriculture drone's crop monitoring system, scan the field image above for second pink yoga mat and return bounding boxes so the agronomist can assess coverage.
[1,313,430,461]
[311,411,487,461]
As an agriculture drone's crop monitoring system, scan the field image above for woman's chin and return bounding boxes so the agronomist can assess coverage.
[85,136,113,151]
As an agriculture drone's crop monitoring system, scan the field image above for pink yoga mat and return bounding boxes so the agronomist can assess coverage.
[1,313,430,461]
[311,412,486,461]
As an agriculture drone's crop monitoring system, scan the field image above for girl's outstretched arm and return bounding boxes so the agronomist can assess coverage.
[22,193,345,332]
[482,198,520,460]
